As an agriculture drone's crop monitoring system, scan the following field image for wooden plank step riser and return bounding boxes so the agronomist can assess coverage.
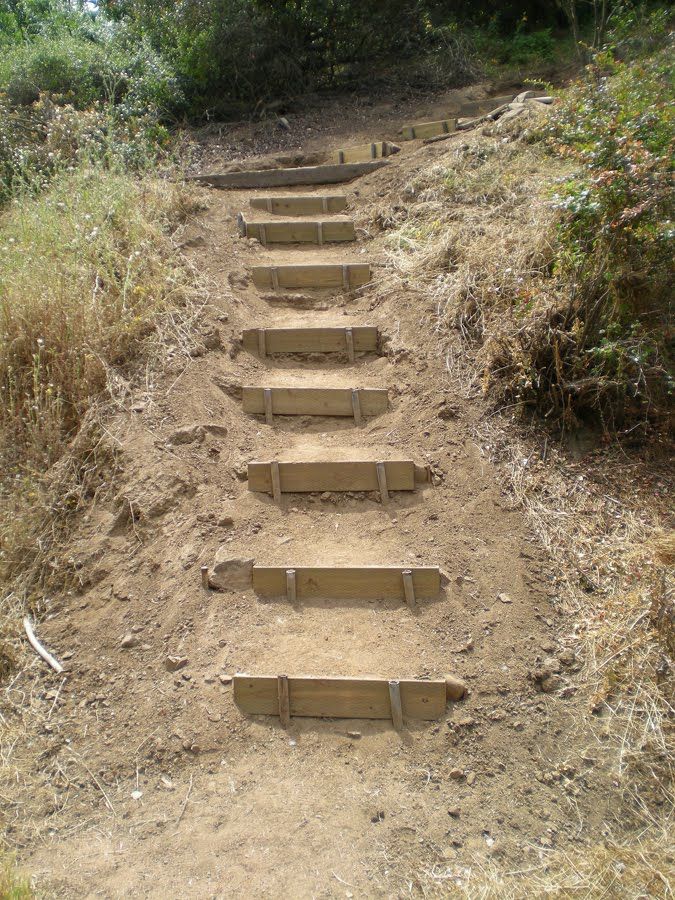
[242,326,378,356]
[250,196,347,215]
[242,387,387,418]
[401,118,457,140]
[188,160,388,189]
[239,216,355,245]
[250,263,371,290]
[334,141,400,165]
[234,675,447,720]
[252,566,441,600]
[248,460,425,494]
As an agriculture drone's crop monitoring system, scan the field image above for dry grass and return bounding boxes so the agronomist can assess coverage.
[0,853,31,899]
[0,163,207,863]
[371,127,674,896]
[0,164,204,677]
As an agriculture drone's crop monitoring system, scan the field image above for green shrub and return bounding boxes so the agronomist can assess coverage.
[472,21,555,68]
[541,39,674,430]
[0,27,182,115]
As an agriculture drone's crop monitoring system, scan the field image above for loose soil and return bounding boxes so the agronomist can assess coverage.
[12,83,625,897]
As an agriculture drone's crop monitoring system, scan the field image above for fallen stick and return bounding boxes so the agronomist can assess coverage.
[23,617,64,674]
[456,103,511,131]
[422,131,463,146]
[176,773,194,824]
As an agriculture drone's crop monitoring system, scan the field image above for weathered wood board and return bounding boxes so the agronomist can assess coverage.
[239,215,355,245]
[249,195,347,215]
[242,387,388,417]
[248,460,417,494]
[187,160,388,189]
[242,326,378,356]
[250,263,371,290]
[252,566,441,600]
[401,118,456,140]
[234,674,447,720]
[334,141,400,164]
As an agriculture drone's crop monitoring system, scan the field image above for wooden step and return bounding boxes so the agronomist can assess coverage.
[187,160,388,189]
[252,566,440,603]
[243,326,378,358]
[334,141,400,164]
[401,118,457,141]
[250,263,371,290]
[248,459,427,502]
[249,195,347,215]
[238,214,355,245]
[233,674,452,722]
[242,387,387,421]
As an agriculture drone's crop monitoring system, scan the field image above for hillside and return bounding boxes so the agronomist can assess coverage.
[1,4,673,898]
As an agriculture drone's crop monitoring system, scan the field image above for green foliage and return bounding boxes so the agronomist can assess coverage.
[0,26,182,113]
[0,164,195,470]
[0,853,31,899]
[0,95,173,205]
[473,21,556,68]
[535,28,674,432]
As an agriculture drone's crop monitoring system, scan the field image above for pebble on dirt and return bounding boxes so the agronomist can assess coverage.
[208,553,254,590]
[164,655,189,672]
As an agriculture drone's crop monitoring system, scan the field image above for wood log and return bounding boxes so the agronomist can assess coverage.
[249,195,347,215]
[242,326,378,356]
[239,215,355,245]
[242,387,388,418]
[247,460,418,494]
[187,160,388,189]
[334,141,400,164]
[234,674,449,720]
[250,263,371,290]
[252,566,441,601]
[401,118,456,140]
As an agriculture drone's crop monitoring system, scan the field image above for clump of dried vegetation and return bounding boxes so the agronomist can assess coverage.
[0,164,201,677]
[372,20,673,893]
[0,853,31,899]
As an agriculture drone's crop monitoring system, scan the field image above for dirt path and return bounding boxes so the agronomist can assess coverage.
[19,116,618,898]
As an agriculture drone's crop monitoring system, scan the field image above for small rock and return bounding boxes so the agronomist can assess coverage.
[217,516,235,527]
[557,649,577,667]
[160,776,174,791]
[497,592,512,604]
[131,790,143,801]
[203,423,228,437]
[347,731,361,739]
[449,768,464,781]
[540,674,564,694]
[448,807,460,818]
[203,330,222,351]
[164,655,189,672]
[445,675,468,701]
[169,425,205,445]
[208,552,254,591]
[120,633,138,649]
[466,772,477,786]
[320,492,332,501]
[219,674,232,685]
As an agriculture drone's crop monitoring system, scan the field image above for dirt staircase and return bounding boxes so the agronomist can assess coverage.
[226,184,461,724]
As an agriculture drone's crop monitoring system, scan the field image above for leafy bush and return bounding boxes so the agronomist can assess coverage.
[0,26,182,114]
[535,37,674,432]
[0,92,176,206]
[472,21,556,68]
[0,165,195,474]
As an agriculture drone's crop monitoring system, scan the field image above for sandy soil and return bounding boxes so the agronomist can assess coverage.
[16,87,621,898]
